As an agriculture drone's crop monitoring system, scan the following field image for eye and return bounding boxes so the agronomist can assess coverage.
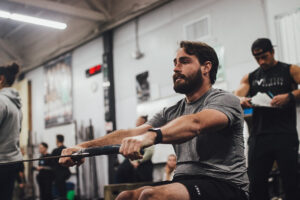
[261,55,267,59]
[180,57,191,64]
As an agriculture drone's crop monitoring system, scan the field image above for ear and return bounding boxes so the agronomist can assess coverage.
[201,61,212,76]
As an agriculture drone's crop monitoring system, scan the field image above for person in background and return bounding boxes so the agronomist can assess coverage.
[14,162,26,200]
[115,115,154,183]
[36,142,54,200]
[14,147,26,200]
[0,62,22,200]
[52,135,71,200]
[163,154,177,181]
[235,38,300,200]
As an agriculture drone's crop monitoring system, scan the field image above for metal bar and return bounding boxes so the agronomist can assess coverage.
[0,145,121,166]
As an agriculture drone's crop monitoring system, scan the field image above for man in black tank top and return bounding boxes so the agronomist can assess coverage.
[235,38,300,200]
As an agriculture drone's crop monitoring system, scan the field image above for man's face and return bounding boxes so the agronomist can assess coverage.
[253,49,275,69]
[173,48,203,94]
[39,144,47,154]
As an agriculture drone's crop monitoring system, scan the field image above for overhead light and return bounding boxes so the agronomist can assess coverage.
[0,10,67,30]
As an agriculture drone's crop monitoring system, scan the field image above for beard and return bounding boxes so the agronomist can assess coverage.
[173,69,203,94]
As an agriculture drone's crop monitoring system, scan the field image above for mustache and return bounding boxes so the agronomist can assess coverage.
[173,73,186,81]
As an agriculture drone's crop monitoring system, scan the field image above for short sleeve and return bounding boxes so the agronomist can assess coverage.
[147,108,168,128]
[203,92,243,127]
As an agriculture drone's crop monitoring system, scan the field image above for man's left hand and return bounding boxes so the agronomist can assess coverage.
[119,132,156,160]
[271,93,290,107]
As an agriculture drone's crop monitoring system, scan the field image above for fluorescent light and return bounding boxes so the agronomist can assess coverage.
[0,10,67,30]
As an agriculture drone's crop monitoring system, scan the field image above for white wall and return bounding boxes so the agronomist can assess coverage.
[113,0,270,130]
[25,37,108,197]
[265,0,300,45]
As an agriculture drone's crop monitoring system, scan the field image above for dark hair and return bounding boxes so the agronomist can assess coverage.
[56,134,64,143]
[180,41,219,84]
[251,38,274,56]
[141,115,148,122]
[0,62,20,86]
[40,142,48,149]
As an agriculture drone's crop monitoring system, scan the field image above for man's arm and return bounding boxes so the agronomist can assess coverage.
[234,74,252,108]
[290,65,300,100]
[59,124,152,166]
[120,109,229,160]
[271,64,300,106]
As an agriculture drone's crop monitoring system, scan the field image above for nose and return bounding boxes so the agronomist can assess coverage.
[173,63,181,73]
[258,58,265,66]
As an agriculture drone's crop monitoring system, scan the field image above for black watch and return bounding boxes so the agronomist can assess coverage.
[148,128,163,144]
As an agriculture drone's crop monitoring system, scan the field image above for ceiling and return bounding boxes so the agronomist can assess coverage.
[0,0,172,72]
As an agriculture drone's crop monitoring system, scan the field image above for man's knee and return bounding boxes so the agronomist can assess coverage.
[116,190,135,200]
[139,188,156,200]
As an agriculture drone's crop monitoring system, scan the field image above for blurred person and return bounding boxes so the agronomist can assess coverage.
[52,135,71,200]
[35,142,54,200]
[14,147,26,200]
[0,62,22,200]
[115,116,154,183]
[163,154,177,181]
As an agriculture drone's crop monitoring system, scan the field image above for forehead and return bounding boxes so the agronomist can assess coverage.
[254,51,272,59]
[174,48,198,62]
[176,48,190,57]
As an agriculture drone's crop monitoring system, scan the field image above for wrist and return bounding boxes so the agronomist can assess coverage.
[146,131,157,145]
[288,92,295,102]
[148,128,163,144]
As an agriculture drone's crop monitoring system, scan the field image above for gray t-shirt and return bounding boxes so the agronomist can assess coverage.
[148,88,249,193]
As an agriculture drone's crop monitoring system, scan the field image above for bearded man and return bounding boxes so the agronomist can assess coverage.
[59,41,249,200]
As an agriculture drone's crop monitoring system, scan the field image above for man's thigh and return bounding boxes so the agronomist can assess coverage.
[117,176,247,200]
[116,183,190,200]
[146,182,190,200]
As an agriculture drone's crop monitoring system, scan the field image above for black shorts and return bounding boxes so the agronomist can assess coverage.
[152,175,248,200]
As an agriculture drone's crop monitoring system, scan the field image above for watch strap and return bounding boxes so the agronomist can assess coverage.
[148,128,163,144]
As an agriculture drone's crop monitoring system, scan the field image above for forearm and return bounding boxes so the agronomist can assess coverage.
[291,89,300,101]
[78,125,151,148]
[160,115,200,144]
[159,109,228,144]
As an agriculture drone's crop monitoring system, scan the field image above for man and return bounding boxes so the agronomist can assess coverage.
[52,135,71,200]
[60,41,249,200]
[235,38,300,200]
[36,142,54,200]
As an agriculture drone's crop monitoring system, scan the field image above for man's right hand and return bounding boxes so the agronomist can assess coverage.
[59,146,85,167]
[240,97,252,108]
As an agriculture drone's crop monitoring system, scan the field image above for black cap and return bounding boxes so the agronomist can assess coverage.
[251,38,274,56]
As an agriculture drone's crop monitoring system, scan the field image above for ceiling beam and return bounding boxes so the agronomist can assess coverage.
[0,39,22,63]
[9,0,107,21]
[86,0,111,19]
